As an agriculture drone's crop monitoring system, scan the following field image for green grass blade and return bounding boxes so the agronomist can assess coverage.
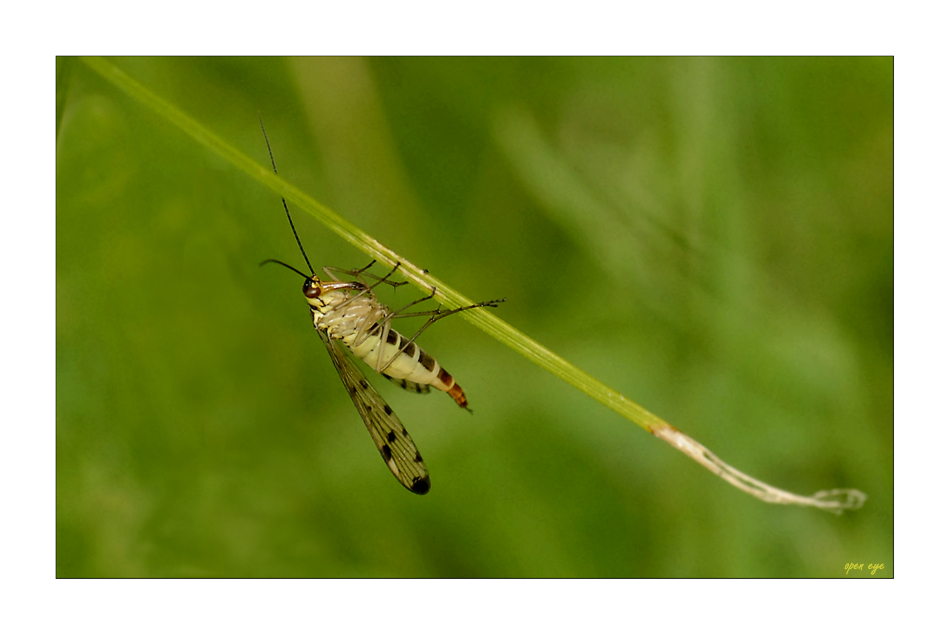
[80,56,667,434]
[79,56,866,512]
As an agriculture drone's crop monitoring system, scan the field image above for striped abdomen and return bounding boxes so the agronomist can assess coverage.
[309,287,469,408]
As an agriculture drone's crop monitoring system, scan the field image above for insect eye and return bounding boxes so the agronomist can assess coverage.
[303,279,321,298]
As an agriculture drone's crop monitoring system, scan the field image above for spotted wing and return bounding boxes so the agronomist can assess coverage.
[318,330,431,495]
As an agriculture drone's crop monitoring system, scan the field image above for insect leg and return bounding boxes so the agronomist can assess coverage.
[372,286,439,372]
[331,262,405,316]
[388,296,506,321]
[324,261,407,291]
[386,286,438,318]
[323,260,377,280]
[378,295,505,374]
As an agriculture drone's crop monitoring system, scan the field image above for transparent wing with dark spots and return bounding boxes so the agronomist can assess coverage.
[318,330,431,495]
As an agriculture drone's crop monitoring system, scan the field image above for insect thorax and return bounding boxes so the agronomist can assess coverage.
[308,289,389,347]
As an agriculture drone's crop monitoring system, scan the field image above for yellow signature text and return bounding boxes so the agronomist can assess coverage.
[844,562,886,575]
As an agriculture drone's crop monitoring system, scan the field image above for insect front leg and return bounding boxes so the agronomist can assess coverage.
[330,263,406,316]
[324,261,407,292]
[323,260,377,281]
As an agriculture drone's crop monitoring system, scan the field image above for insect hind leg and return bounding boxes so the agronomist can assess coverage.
[387,286,438,318]
[390,294,506,324]
[378,292,505,374]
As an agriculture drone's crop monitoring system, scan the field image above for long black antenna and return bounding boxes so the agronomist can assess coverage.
[259,258,311,279]
[259,114,315,276]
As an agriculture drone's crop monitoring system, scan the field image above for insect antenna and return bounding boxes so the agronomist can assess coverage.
[259,115,315,277]
[260,258,311,279]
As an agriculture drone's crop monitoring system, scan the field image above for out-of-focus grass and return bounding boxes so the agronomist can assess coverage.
[56,57,892,578]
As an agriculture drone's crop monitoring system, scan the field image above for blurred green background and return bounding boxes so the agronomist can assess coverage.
[56,57,893,578]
